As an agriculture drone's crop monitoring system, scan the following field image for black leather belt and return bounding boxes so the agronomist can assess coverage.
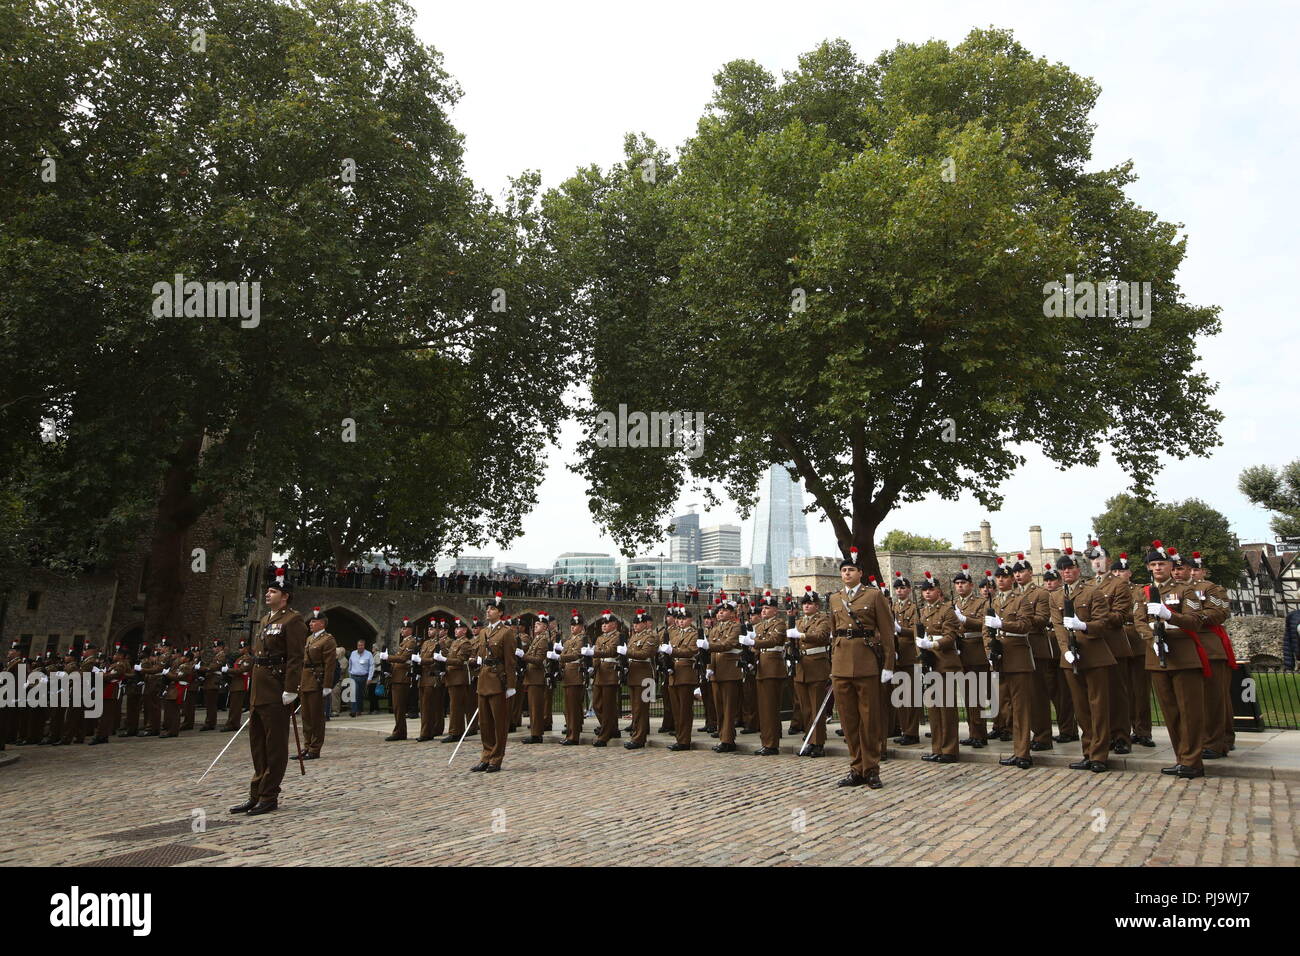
[833,629,876,638]
[254,655,285,666]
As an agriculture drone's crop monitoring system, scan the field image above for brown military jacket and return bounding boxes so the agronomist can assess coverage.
[1097,573,1137,659]
[626,624,657,688]
[989,586,1034,673]
[140,651,165,696]
[163,658,196,702]
[829,585,896,679]
[1047,579,1116,670]
[523,630,551,686]
[250,607,307,707]
[1187,579,1232,660]
[891,599,918,667]
[1135,578,1212,672]
[794,610,831,683]
[560,631,588,686]
[1126,584,1147,655]
[752,614,788,679]
[668,623,699,687]
[591,630,622,687]
[418,635,444,683]
[227,649,252,691]
[105,658,131,698]
[953,590,991,669]
[300,629,338,692]
[918,600,962,672]
[445,631,474,687]
[707,618,743,682]
[385,636,419,686]
[473,622,518,696]
[1018,583,1055,662]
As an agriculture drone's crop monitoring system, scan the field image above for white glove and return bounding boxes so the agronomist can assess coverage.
[505,688,516,698]
[323,688,332,697]
[581,647,594,657]
[696,639,708,649]
[433,652,447,662]
[221,665,229,673]
[1152,641,1161,655]
[1146,602,1172,621]
[546,650,560,660]
[514,648,524,658]
[985,615,1003,629]
[1063,615,1087,632]
[954,607,967,624]
[161,668,169,676]
[881,669,895,683]
[894,620,901,634]
[739,635,755,646]
[1063,650,1077,664]
[785,627,802,640]
[615,644,627,655]
[553,642,564,652]
[179,681,189,687]
[92,666,102,674]
[916,638,936,650]
[134,664,142,672]
[658,644,671,654]
[282,692,298,705]
[693,687,703,699]
[39,673,48,683]
[380,651,389,661]
[705,668,714,680]
[412,654,422,664]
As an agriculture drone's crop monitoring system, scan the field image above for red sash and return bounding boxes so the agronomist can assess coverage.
[1210,624,1239,669]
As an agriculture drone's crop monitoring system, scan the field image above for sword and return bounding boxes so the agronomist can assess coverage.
[290,703,306,775]
[799,685,835,756]
[448,703,481,766]
[197,714,251,783]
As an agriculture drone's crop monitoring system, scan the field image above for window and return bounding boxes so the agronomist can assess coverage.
[26,591,41,611]
[1260,596,1275,615]
[47,634,60,654]
[18,635,32,654]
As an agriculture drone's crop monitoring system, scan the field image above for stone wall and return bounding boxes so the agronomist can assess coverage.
[1226,616,1287,666]
[3,569,119,655]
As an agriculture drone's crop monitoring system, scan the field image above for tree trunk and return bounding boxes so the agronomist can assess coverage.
[142,435,205,647]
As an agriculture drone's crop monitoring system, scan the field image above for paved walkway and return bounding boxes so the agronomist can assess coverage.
[0,714,1295,866]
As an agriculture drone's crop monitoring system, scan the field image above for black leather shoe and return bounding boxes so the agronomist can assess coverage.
[624,741,644,749]
[1202,749,1226,759]
[864,770,883,789]
[998,731,1013,741]
[246,800,278,816]
[961,738,987,748]
[1112,740,1132,754]
[933,754,958,764]
[1054,733,1079,743]
[303,752,319,760]
[1030,741,1053,752]
[611,731,622,738]
[753,746,779,756]
[384,734,405,742]
[999,755,1018,766]
[229,799,257,814]
[837,773,865,787]
[522,736,544,744]
[561,739,579,745]
[1134,736,1156,747]
[1068,758,1091,770]
[702,726,717,734]
[439,734,458,743]
[835,728,844,736]
[893,735,920,745]
[657,725,671,733]
[786,726,801,736]
[1014,757,1032,769]
[1175,765,1205,779]
[740,728,759,735]
[711,742,736,753]
[157,733,173,739]
[469,762,488,772]
[1161,765,1183,774]
[1088,761,1108,773]
[807,745,825,757]
[483,764,501,773]
[667,743,690,751]
[416,736,433,742]
[592,740,607,747]
[709,731,719,738]
[920,752,937,762]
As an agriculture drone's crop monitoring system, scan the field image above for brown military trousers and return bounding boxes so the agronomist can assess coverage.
[143,695,161,734]
[163,699,181,736]
[477,691,509,767]
[1108,659,1132,746]
[182,689,197,730]
[390,684,409,739]
[95,698,121,740]
[833,675,883,774]
[741,673,758,731]
[756,676,783,749]
[300,689,324,755]
[420,684,446,739]
[795,678,830,747]
[224,689,246,731]
[713,679,740,745]
[595,683,620,743]
[1203,660,1232,754]
[527,685,548,736]
[1064,665,1111,763]
[670,685,694,746]
[563,685,585,742]
[1031,665,1075,745]
[247,698,290,803]
[446,684,472,737]
[203,686,221,729]
[1151,668,1205,770]
[700,677,717,730]
[1001,671,1033,760]
[1129,656,1152,739]
[123,693,142,735]
[961,662,989,741]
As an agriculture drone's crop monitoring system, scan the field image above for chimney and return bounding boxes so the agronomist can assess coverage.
[979,521,992,552]
[1029,525,1043,556]
[1061,532,1073,552]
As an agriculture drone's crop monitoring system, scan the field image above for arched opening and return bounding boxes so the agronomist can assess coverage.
[323,606,379,653]
[112,624,144,658]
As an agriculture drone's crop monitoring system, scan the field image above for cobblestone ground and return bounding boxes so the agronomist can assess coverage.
[1,716,1295,866]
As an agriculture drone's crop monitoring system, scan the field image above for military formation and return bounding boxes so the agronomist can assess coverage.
[1,539,1238,800]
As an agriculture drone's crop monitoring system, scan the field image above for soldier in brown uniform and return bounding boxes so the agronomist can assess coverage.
[705,597,743,752]
[1137,541,1210,779]
[508,615,527,732]
[951,564,991,749]
[889,574,923,745]
[622,609,657,749]
[913,572,962,764]
[299,608,337,759]
[199,637,227,731]
[469,593,518,772]
[417,620,448,742]
[229,580,306,815]
[440,618,476,742]
[91,647,130,744]
[789,586,831,756]
[746,592,787,755]
[737,596,760,737]
[1,642,22,747]
[1049,549,1119,772]
[1118,558,1155,747]
[656,607,677,736]
[139,642,166,736]
[986,563,1036,768]
[223,641,252,731]
[119,643,145,737]
[1011,555,1058,750]
[557,610,589,745]
[521,616,552,744]
[23,651,49,745]
[1190,551,1237,757]
[586,610,623,746]
[664,606,700,750]
[1035,563,1079,744]
[382,620,417,742]
[181,643,200,731]
[827,550,896,788]
[1087,541,1136,754]
[698,605,718,735]
[162,648,197,737]
[60,647,94,745]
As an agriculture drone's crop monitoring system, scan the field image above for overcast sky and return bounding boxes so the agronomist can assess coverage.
[404,0,1300,568]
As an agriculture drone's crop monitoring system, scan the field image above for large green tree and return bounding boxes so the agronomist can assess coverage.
[1,0,574,638]
[546,30,1221,579]
[879,530,954,552]
[1091,493,1238,585]
[1238,460,1300,540]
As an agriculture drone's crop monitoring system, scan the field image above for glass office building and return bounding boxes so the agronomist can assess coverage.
[551,553,619,585]
[696,563,751,595]
[622,559,699,591]
[749,463,810,590]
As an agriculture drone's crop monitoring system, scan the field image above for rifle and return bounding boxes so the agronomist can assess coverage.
[693,615,710,685]
[737,600,757,678]
[785,600,801,678]
[654,618,674,691]
[984,583,1004,671]
[546,625,562,690]
[616,626,630,685]
[1063,582,1082,675]
[1147,581,1170,668]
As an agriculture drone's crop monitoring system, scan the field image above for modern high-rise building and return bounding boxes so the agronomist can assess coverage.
[749,463,810,590]
[551,553,619,585]
[699,524,742,565]
[669,508,701,562]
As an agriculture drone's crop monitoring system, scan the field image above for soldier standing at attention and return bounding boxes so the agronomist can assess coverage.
[623,609,658,749]
[951,564,991,750]
[1190,551,1236,757]
[382,620,417,742]
[664,605,699,751]
[119,643,146,738]
[299,608,337,759]
[440,619,475,743]
[914,571,962,765]
[200,637,226,732]
[828,549,896,788]
[748,591,787,756]
[657,607,677,737]
[890,574,922,746]
[91,646,130,745]
[223,640,252,731]
[1086,540,1136,755]
[789,586,831,756]
[698,604,718,736]
[160,648,196,738]
[469,592,517,772]
[587,610,623,747]
[986,563,1036,769]
[706,596,743,753]
[229,580,305,815]
[1115,555,1155,747]
[417,621,447,742]
[1049,549,1120,773]
[557,610,588,745]
[521,616,551,744]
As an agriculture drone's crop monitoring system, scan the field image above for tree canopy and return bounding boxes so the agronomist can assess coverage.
[878,530,954,552]
[1239,460,1300,540]
[1092,493,1238,585]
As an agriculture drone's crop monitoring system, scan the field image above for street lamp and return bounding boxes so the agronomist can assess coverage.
[657,553,664,603]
